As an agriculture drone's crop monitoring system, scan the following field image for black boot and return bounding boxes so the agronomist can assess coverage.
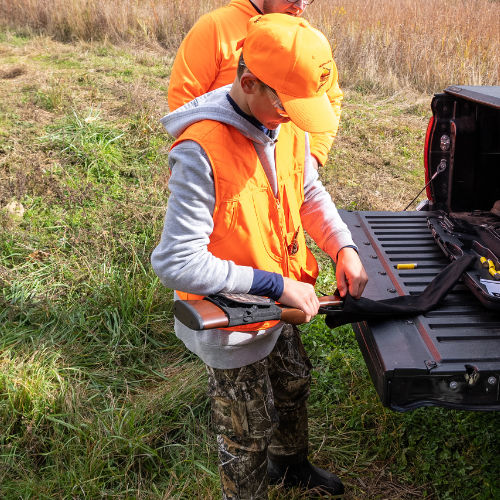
[267,456,345,497]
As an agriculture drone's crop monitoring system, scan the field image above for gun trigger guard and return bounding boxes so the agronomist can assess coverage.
[205,294,282,327]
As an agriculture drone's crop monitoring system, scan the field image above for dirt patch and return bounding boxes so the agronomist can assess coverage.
[345,463,435,499]
[107,77,168,118]
[0,153,95,206]
[0,64,26,79]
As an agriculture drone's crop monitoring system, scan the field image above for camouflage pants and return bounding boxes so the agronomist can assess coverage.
[206,324,312,500]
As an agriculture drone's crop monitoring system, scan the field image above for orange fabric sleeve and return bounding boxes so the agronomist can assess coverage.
[308,60,343,166]
[167,14,221,112]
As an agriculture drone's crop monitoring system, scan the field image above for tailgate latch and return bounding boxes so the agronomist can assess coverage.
[464,364,480,386]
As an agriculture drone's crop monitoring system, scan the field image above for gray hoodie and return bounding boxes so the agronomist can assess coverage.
[151,85,356,369]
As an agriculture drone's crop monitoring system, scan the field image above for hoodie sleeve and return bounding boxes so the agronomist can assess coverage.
[300,136,356,262]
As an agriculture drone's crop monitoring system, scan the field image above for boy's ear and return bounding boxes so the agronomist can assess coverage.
[240,73,260,94]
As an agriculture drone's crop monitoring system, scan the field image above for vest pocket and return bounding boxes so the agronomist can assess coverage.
[251,190,284,263]
[210,199,238,244]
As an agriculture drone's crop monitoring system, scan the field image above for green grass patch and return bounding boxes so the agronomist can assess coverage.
[32,53,82,69]
[43,110,128,182]
[0,30,31,46]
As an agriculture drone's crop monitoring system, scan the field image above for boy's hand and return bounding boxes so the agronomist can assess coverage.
[335,247,368,299]
[279,277,320,322]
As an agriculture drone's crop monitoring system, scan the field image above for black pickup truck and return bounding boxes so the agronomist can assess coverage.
[341,85,500,412]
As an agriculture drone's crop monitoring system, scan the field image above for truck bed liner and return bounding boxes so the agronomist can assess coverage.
[340,210,500,411]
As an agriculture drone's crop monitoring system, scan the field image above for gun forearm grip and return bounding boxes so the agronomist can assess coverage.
[279,295,343,324]
[279,307,308,325]
[173,300,229,330]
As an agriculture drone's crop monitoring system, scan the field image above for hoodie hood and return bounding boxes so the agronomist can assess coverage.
[161,85,278,146]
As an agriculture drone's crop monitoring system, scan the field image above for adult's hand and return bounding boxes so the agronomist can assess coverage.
[335,247,368,299]
[279,277,320,322]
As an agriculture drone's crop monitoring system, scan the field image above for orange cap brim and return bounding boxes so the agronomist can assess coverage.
[279,92,336,133]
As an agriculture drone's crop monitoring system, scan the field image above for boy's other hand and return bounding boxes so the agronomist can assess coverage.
[335,247,368,299]
[279,277,320,322]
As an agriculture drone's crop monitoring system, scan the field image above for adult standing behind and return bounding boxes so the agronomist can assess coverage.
[167,0,343,169]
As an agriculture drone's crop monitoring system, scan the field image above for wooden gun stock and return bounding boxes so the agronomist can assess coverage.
[173,294,343,330]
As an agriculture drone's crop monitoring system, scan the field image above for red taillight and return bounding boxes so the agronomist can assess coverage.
[423,115,435,202]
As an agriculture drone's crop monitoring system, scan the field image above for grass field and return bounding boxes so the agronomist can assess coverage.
[1,1,499,499]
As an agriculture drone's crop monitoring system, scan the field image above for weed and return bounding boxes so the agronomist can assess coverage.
[31,84,68,111]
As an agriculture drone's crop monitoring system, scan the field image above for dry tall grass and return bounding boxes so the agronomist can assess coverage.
[1,0,498,92]
[312,0,500,91]
[0,0,225,49]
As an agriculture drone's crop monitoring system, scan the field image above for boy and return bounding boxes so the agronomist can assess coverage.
[152,13,367,498]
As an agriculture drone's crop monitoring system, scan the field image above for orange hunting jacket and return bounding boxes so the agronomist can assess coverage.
[167,0,343,166]
[173,119,319,331]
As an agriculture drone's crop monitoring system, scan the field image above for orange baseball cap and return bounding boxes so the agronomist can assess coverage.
[241,13,336,133]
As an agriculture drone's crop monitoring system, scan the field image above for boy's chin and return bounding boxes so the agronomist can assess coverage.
[267,118,290,129]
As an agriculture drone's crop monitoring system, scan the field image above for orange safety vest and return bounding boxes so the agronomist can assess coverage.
[173,120,319,330]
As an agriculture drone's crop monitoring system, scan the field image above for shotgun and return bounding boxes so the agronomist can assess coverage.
[173,292,343,330]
